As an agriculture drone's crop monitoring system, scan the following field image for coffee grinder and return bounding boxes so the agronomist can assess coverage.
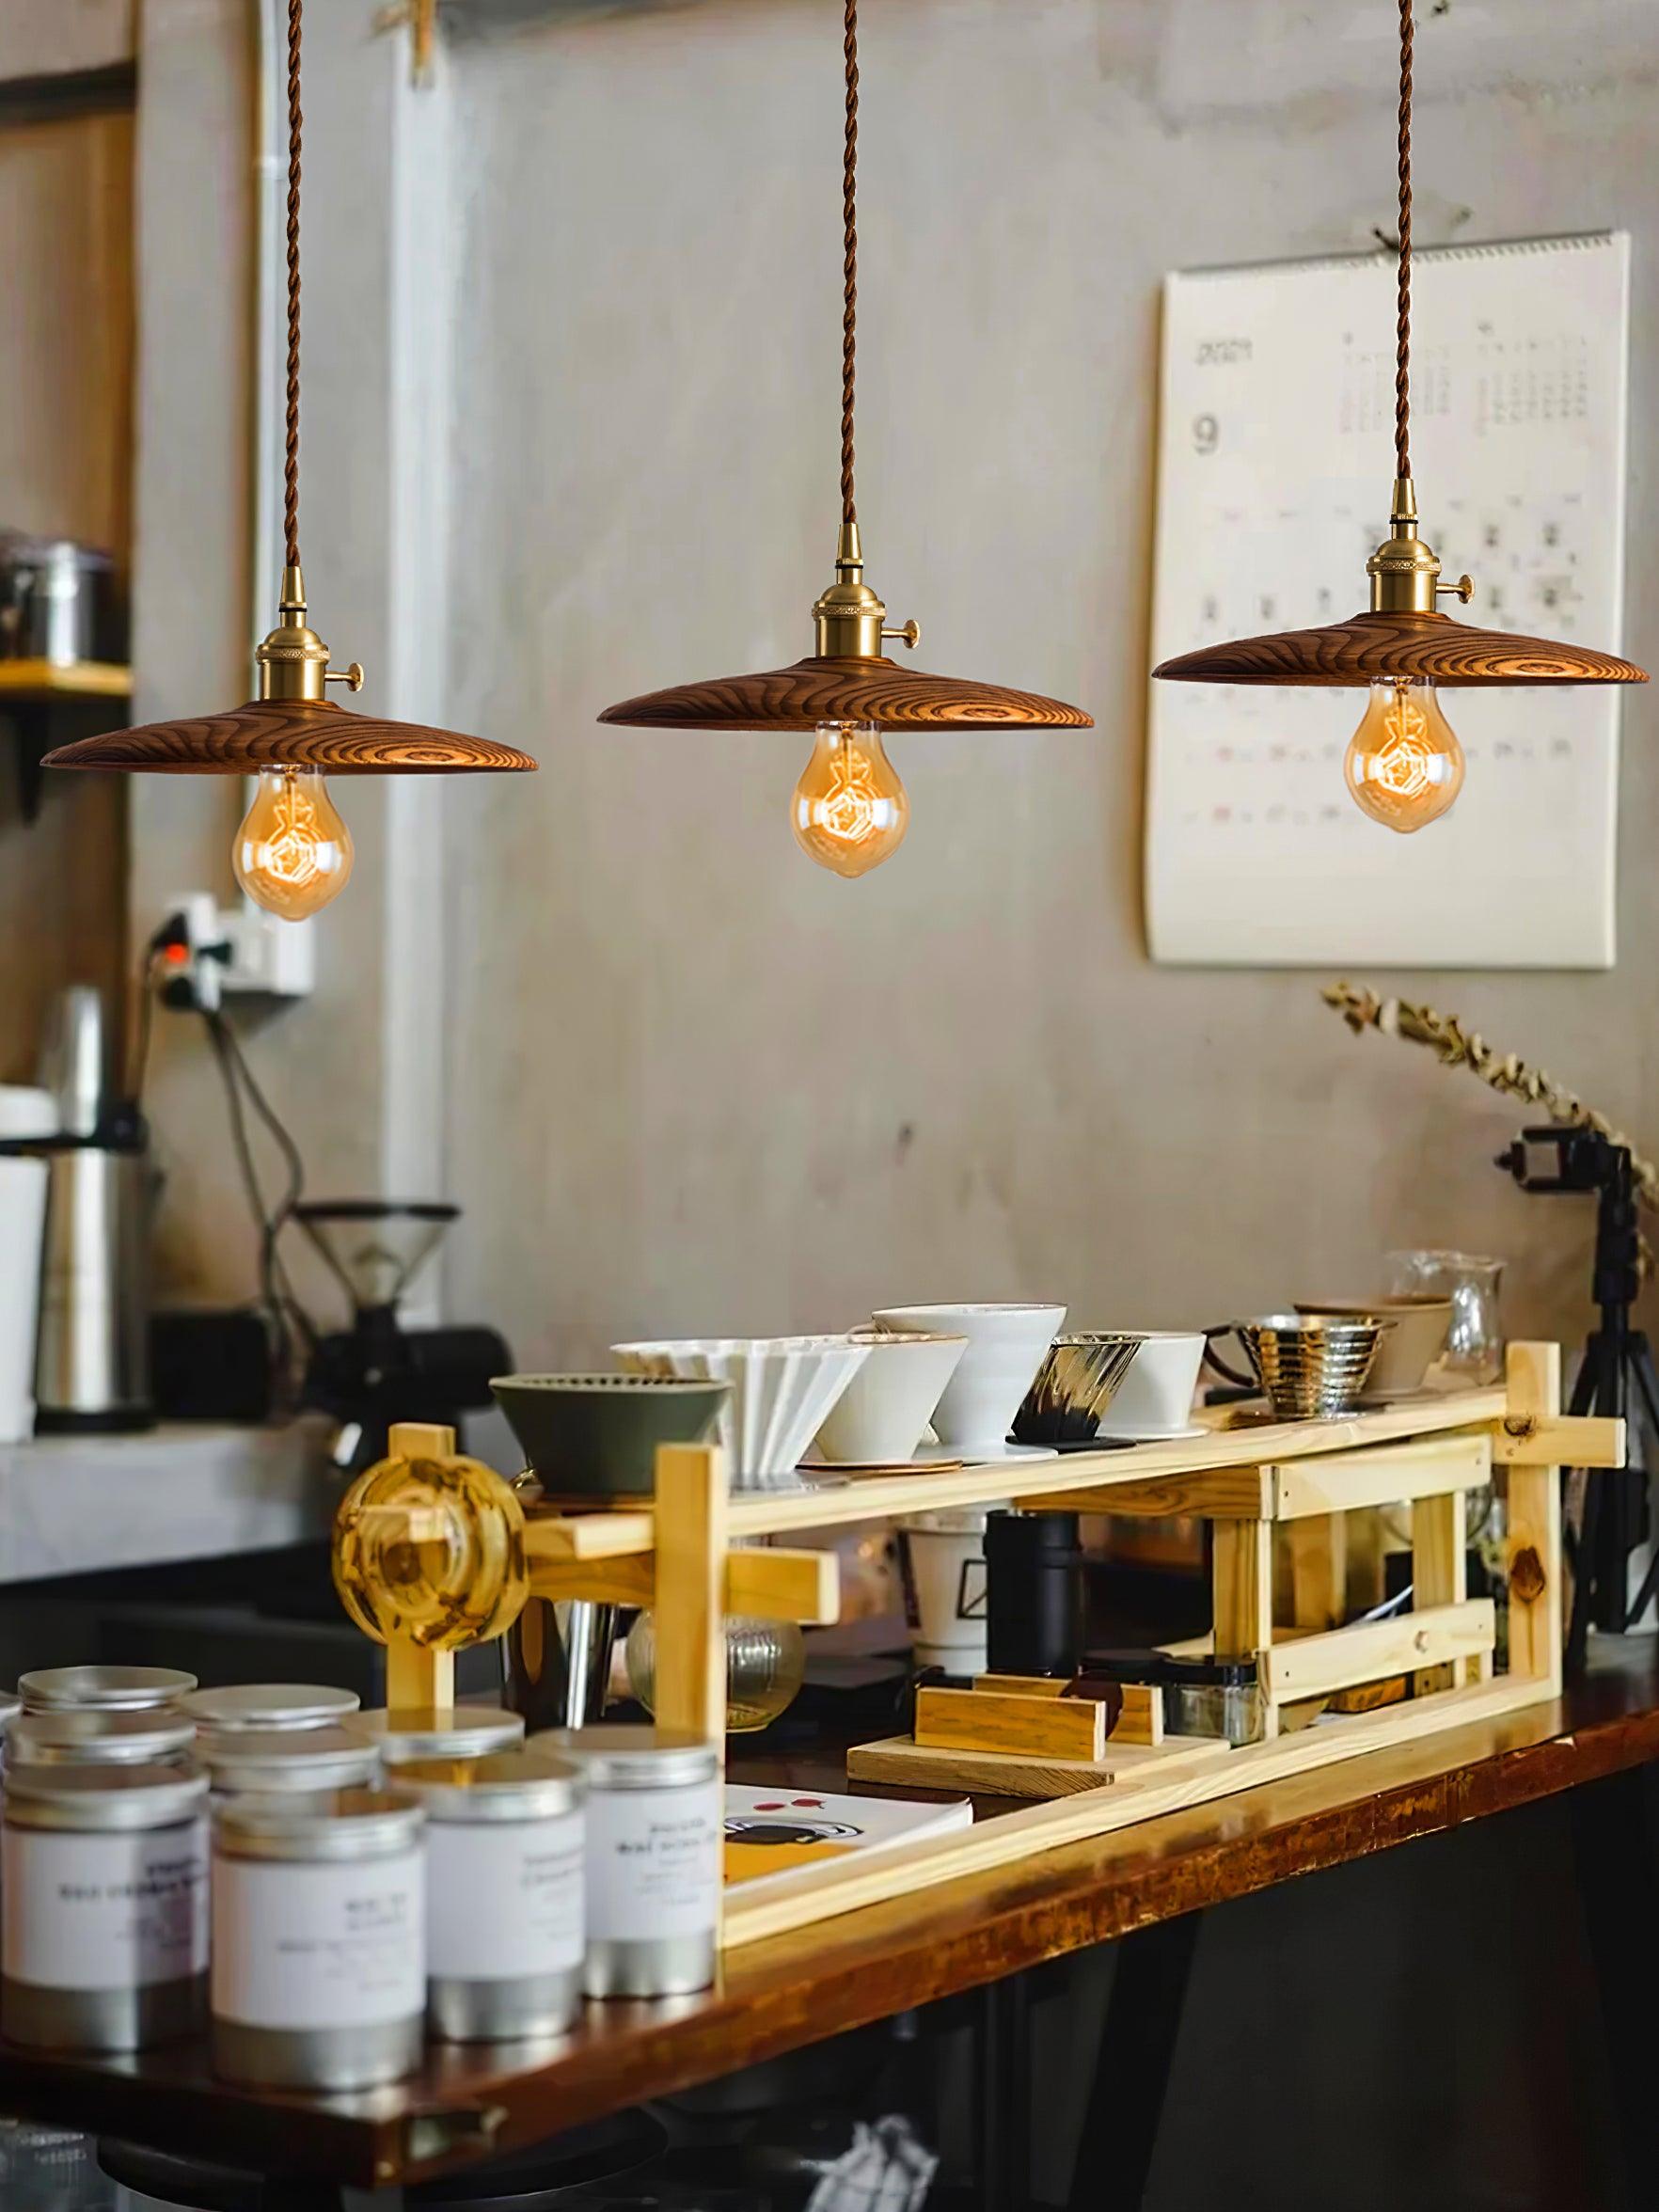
[294,1200,511,1473]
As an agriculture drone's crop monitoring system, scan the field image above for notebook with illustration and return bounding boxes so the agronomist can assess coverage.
[723,1782,972,1892]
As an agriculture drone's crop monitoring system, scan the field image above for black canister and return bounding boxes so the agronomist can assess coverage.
[985,1510,1085,1678]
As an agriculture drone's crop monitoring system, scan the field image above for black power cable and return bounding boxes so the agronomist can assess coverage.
[202,1010,320,1403]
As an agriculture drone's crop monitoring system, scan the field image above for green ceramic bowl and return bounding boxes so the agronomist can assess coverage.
[490,1373,732,1501]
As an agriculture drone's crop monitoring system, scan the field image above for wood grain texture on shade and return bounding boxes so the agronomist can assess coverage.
[597,655,1094,730]
[1153,608,1648,687]
[41,698,536,773]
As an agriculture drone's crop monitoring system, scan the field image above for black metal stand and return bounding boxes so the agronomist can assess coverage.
[1497,1130,1657,1677]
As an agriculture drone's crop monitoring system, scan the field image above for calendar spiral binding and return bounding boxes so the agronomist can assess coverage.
[1173,229,1620,288]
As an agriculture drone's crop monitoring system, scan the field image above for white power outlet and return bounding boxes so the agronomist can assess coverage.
[160,893,315,1007]
[218,905,316,998]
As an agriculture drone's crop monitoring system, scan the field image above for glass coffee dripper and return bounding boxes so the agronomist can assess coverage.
[1386,1250,1505,1384]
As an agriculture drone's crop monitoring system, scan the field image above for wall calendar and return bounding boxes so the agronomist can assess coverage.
[1145,232,1633,968]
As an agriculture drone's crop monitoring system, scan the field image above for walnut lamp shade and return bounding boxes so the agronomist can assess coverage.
[1152,0,1644,834]
[597,0,1089,877]
[44,0,532,921]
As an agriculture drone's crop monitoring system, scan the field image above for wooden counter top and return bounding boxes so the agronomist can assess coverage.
[2,1637,1656,2188]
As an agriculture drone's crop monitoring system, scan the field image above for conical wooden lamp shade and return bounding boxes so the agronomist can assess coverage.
[599,657,1090,733]
[1154,608,1646,690]
[46,699,534,774]
[598,0,1089,745]
[1154,1,1644,705]
[47,0,533,785]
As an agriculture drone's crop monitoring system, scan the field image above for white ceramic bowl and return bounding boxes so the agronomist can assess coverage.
[814,1330,968,1465]
[1090,1331,1206,1440]
[611,1336,869,1491]
[870,1304,1066,1451]
[1292,1296,1453,1398]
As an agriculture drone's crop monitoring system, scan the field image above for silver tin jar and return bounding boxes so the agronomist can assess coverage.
[180,1683,361,1735]
[8,1709,197,1768]
[389,1750,586,2042]
[211,1790,425,2090]
[533,1727,719,1998]
[344,1703,526,1767]
[1,1762,209,2051]
[20,1666,197,1714]
[201,1726,381,1809]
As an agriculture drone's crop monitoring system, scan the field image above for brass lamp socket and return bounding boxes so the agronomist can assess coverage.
[811,523,920,660]
[1367,479,1474,617]
[254,565,366,703]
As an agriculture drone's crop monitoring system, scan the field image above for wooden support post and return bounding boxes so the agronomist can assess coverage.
[387,1641,453,1709]
[1505,1342,1563,1694]
[1344,1507,1388,1615]
[383,1423,459,1708]
[1288,1515,1348,1632]
[1212,1518,1277,1739]
[1411,1490,1468,1694]
[650,1443,728,1754]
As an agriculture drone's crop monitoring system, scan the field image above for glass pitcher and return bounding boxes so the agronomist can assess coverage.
[1385,1250,1505,1383]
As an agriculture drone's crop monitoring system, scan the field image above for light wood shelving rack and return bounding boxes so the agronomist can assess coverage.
[368,1342,1621,1952]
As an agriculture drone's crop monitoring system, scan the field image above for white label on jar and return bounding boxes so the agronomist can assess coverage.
[586,1780,719,1943]
[212,1849,423,2030]
[426,1810,584,1982]
[2,1818,208,1990]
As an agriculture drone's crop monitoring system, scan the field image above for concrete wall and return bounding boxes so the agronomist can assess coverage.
[129,0,1659,1367]
[438,0,1659,1365]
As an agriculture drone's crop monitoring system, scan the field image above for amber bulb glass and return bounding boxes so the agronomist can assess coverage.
[1343,677,1465,834]
[791,719,908,877]
[333,1447,529,1651]
[233,766,355,918]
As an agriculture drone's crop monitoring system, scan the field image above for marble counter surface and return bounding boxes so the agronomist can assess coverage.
[0,1420,338,1585]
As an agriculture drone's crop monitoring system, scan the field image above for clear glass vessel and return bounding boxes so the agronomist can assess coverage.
[1386,1249,1505,1383]
[624,1612,805,1733]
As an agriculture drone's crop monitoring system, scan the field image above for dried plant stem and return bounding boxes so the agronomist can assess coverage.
[1322,979,1659,1211]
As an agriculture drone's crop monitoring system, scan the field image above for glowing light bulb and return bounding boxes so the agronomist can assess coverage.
[1343,677,1465,834]
[791,719,908,877]
[233,766,355,919]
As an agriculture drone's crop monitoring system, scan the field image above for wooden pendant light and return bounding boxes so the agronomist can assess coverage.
[597,0,1091,736]
[1153,0,1645,697]
[44,0,534,781]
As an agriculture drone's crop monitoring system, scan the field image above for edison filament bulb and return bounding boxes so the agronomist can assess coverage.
[233,766,355,919]
[1343,677,1465,834]
[791,719,908,877]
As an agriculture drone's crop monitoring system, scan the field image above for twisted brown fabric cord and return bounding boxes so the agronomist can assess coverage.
[841,0,858,528]
[1395,0,1414,482]
[284,0,303,570]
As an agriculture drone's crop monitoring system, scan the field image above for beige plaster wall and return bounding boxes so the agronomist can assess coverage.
[120,0,1659,1373]
[438,0,1659,1367]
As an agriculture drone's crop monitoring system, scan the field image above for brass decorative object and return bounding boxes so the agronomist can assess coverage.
[44,0,531,917]
[1323,978,1659,1210]
[598,0,1090,876]
[1154,1,1644,831]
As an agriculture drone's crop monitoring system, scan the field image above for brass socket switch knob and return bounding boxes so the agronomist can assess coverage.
[882,621,921,651]
[326,662,366,692]
[1436,576,1476,606]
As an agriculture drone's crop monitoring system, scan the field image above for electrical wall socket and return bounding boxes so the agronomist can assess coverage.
[161,893,315,1006]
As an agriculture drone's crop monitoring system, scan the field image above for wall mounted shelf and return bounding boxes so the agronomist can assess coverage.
[0,660,133,818]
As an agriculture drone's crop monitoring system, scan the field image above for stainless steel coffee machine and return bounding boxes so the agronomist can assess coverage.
[0,988,153,1432]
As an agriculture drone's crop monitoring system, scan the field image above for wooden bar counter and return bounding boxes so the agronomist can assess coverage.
[2,1639,1656,2189]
